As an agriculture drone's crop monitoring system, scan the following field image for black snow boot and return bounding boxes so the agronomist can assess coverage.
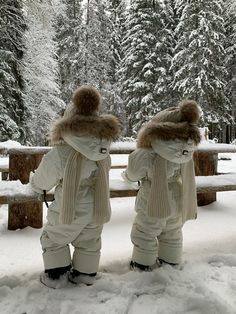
[40,265,71,289]
[130,261,151,271]
[45,265,71,279]
[158,259,178,266]
[69,269,97,285]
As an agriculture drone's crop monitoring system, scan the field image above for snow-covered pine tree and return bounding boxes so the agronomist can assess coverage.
[0,0,28,143]
[55,0,84,104]
[106,0,125,86]
[23,0,65,145]
[105,0,126,122]
[154,0,176,109]
[82,0,112,99]
[56,0,112,112]
[119,0,174,136]
[172,0,231,135]
[224,0,236,140]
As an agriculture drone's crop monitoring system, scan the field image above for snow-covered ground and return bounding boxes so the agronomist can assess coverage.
[0,154,236,314]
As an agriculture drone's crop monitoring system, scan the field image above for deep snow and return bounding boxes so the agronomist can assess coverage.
[0,154,236,314]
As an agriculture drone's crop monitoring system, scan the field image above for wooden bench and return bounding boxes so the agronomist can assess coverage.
[1,174,236,230]
[1,141,236,230]
[1,174,236,203]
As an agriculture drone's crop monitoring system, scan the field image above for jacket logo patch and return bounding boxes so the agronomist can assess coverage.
[100,148,107,154]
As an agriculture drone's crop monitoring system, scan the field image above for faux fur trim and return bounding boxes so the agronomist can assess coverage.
[137,100,201,148]
[49,114,121,145]
[152,100,201,124]
[137,121,201,148]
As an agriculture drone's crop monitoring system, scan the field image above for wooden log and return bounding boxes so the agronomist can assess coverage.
[110,190,137,198]
[194,151,218,206]
[111,165,126,169]
[8,152,44,230]
[8,201,43,230]
[9,153,43,183]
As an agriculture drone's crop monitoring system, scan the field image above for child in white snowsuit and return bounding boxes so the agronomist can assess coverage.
[122,100,201,270]
[30,85,121,288]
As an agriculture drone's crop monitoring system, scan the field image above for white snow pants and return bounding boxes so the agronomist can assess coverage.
[41,222,103,274]
[131,211,183,265]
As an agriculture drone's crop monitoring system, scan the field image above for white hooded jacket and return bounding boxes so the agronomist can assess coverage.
[123,139,196,220]
[30,135,111,225]
[123,100,201,222]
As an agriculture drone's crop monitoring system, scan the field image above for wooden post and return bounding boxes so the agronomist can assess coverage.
[8,201,43,230]
[193,151,218,206]
[8,152,44,230]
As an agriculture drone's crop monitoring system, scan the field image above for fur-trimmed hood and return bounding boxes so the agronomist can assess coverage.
[137,100,201,148]
[49,113,121,145]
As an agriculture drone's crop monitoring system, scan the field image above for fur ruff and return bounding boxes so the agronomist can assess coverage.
[49,114,121,145]
[152,100,200,124]
[137,122,201,149]
[137,100,201,149]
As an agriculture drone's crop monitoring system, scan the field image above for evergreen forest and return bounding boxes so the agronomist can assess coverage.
[0,0,236,144]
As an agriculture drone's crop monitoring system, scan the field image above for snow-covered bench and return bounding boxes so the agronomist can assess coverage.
[1,141,236,230]
[1,174,236,230]
[1,174,236,204]
[0,179,138,205]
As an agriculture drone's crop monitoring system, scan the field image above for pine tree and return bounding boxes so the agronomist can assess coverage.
[0,0,28,143]
[82,0,112,89]
[161,0,180,106]
[56,0,84,103]
[119,0,174,136]
[23,0,65,145]
[56,0,113,111]
[224,0,236,140]
[105,0,126,121]
[172,0,230,129]
[154,0,176,108]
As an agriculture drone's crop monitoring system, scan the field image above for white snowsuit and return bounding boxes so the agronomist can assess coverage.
[30,111,120,274]
[123,100,201,266]
[123,139,197,266]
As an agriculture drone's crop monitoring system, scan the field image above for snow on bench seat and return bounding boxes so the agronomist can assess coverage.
[195,174,236,193]
[0,181,50,204]
[0,180,138,204]
[1,174,236,204]
[111,155,128,169]
[109,179,138,197]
